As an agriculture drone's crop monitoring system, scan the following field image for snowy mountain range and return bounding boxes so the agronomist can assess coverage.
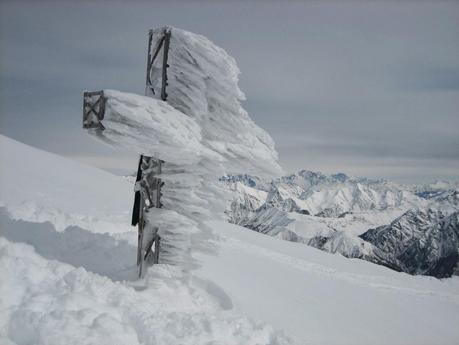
[222,171,459,278]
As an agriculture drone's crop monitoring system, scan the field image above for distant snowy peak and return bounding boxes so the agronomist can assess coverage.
[223,170,459,277]
[266,170,424,217]
[433,189,459,207]
[282,170,384,189]
[360,208,459,277]
[308,231,380,260]
[237,204,293,237]
[308,208,459,278]
[223,170,459,224]
[416,187,459,213]
[265,183,307,213]
[219,174,270,191]
[224,181,268,225]
[413,180,459,195]
[223,170,432,227]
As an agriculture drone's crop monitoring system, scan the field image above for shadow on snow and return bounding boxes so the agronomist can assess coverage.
[0,208,138,281]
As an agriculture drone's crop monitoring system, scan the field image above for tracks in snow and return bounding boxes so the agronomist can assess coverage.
[218,229,459,304]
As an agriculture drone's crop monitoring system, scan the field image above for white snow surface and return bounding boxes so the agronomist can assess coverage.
[0,135,292,345]
[1,27,459,345]
[0,135,132,233]
[2,136,459,345]
[196,221,459,345]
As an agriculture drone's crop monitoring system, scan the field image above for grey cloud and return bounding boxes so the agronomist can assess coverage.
[397,66,459,92]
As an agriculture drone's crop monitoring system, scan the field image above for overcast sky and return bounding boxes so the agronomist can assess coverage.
[1,1,458,182]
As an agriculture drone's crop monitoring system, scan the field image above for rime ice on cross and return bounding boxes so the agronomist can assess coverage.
[82,28,172,278]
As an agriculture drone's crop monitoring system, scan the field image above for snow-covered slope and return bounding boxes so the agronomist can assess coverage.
[196,220,459,345]
[0,135,132,233]
[0,135,292,344]
[2,136,459,345]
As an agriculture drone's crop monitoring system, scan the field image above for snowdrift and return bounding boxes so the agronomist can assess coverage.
[0,135,293,344]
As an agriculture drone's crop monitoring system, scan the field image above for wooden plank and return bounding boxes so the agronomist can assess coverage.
[137,191,145,274]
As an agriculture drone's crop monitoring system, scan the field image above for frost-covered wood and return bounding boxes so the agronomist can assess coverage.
[132,155,163,277]
[84,27,283,269]
[83,90,106,129]
[145,27,171,100]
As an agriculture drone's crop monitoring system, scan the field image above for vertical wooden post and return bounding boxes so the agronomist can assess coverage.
[145,28,171,101]
[132,154,164,277]
[161,29,171,101]
[137,191,145,277]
